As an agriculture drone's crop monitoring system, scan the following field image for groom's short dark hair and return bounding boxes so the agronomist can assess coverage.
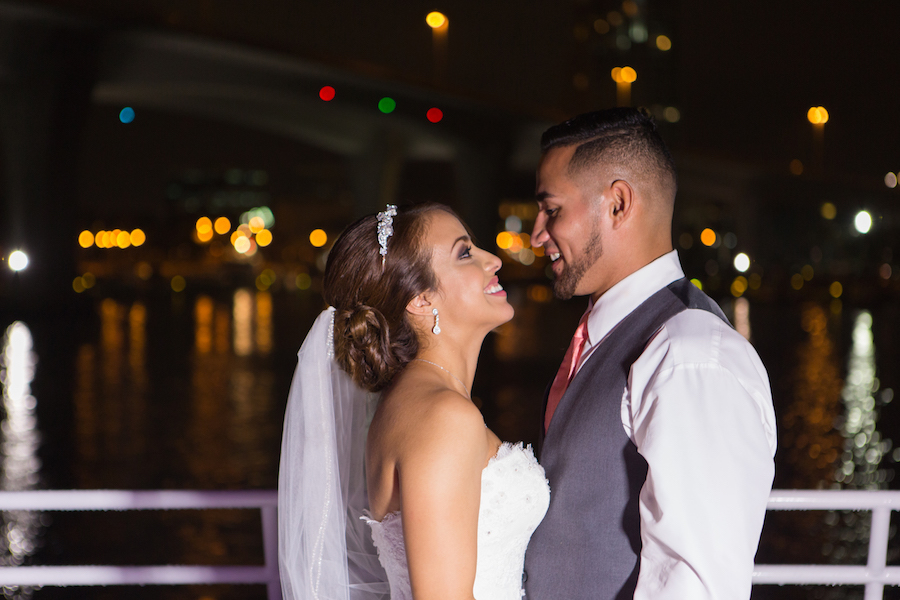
[541,107,677,201]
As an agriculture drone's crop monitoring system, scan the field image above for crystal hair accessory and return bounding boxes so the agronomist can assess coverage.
[376,204,398,270]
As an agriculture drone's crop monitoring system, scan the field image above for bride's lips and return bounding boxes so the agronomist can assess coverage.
[484,276,506,297]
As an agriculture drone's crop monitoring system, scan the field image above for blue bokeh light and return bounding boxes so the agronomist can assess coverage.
[119,107,135,124]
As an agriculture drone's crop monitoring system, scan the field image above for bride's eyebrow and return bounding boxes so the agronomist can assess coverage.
[451,235,471,252]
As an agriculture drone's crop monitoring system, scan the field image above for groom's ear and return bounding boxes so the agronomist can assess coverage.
[609,179,635,228]
[405,292,434,317]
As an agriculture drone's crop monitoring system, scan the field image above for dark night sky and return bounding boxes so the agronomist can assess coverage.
[24,0,900,184]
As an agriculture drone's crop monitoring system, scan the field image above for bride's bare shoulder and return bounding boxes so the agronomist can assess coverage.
[375,377,487,462]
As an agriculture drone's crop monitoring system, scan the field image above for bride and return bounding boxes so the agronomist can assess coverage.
[278,203,549,600]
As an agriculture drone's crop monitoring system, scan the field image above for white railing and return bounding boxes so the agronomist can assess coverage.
[755,489,900,600]
[1,488,898,600]
[0,489,281,600]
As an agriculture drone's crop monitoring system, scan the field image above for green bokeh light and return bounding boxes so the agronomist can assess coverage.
[378,97,396,114]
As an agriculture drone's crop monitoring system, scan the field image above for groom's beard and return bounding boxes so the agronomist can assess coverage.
[552,224,603,300]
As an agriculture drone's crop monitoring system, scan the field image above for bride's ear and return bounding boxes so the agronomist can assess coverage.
[406,292,434,317]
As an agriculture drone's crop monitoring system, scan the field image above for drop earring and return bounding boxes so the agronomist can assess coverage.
[432,308,441,335]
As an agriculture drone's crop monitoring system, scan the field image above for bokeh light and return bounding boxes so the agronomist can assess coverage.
[119,107,135,123]
[885,172,898,188]
[319,86,335,101]
[256,229,273,247]
[116,230,132,249]
[807,106,829,125]
[309,229,328,247]
[234,236,251,254]
[620,66,637,83]
[496,231,513,250]
[196,217,212,235]
[790,159,804,175]
[426,108,443,123]
[690,278,703,290]
[854,210,872,234]
[821,202,837,220]
[214,217,232,235]
[830,281,843,298]
[131,229,146,246]
[295,273,312,290]
[171,276,186,292]
[700,228,716,246]
[426,11,447,28]
[656,35,672,50]
[78,230,94,248]
[8,251,28,272]
[249,216,266,233]
[378,97,396,114]
[734,253,750,272]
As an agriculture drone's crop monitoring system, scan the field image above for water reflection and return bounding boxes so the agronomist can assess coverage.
[0,322,42,599]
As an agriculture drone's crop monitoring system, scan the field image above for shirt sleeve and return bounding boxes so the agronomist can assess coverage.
[625,311,776,600]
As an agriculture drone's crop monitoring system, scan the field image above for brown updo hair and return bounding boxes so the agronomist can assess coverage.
[324,203,458,392]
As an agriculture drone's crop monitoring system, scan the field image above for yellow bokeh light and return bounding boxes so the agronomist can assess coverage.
[131,229,146,246]
[426,11,447,28]
[509,234,524,253]
[807,106,829,125]
[96,231,108,249]
[520,232,531,249]
[821,202,837,220]
[295,273,312,290]
[829,281,843,298]
[791,274,804,290]
[656,35,672,51]
[790,159,804,175]
[730,276,748,297]
[700,228,716,246]
[309,229,328,248]
[234,236,251,254]
[214,216,231,235]
[111,229,121,243]
[690,278,703,290]
[496,231,513,250]
[231,230,246,245]
[197,229,214,243]
[620,67,637,83]
[78,230,94,248]
[196,217,212,234]
[256,229,273,247]
[82,272,95,288]
[249,216,266,233]
[532,245,545,257]
[171,275,186,292]
[72,277,85,293]
[611,67,623,83]
[116,230,132,249]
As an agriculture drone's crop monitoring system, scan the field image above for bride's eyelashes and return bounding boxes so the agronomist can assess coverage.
[459,245,473,260]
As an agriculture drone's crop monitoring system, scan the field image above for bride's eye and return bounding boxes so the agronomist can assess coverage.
[459,245,473,259]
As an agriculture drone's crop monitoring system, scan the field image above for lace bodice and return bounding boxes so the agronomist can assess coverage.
[365,442,549,600]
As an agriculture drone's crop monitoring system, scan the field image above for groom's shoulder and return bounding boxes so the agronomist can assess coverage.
[659,307,762,371]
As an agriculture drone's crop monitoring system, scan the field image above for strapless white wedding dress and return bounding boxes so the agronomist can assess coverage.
[365,442,550,600]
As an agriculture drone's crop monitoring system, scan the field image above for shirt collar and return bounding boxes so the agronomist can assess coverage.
[584,250,685,347]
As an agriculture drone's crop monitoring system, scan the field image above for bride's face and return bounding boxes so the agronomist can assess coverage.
[424,210,514,334]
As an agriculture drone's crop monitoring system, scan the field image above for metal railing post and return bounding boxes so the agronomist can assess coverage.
[865,505,891,600]
[261,505,282,600]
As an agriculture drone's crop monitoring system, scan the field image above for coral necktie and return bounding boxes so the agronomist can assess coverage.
[544,312,590,433]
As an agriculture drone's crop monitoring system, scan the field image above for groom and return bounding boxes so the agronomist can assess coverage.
[523,108,776,599]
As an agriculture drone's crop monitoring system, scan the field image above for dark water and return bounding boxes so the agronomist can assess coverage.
[3,283,900,599]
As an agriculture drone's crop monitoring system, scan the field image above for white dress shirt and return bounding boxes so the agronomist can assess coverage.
[575,250,777,600]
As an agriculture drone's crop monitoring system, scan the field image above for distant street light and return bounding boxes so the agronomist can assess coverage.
[854,210,872,234]
[611,66,637,106]
[426,12,449,84]
[734,253,751,273]
[8,250,28,272]
[807,106,828,174]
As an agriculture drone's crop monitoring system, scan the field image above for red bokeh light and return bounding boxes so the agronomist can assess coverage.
[319,86,336,101]
[426,107,443,123]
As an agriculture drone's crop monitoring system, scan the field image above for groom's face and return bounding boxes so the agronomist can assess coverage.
[533,146,606,300]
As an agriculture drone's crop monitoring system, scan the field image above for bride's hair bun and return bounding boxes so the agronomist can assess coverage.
[324,203,459,392]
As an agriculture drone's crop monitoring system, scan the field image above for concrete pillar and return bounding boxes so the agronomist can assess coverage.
[0,16,100,310]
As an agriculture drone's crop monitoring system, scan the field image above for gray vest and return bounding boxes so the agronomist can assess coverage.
[524,278,729,600]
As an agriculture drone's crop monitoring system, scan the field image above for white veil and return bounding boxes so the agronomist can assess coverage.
[278,307,389,600]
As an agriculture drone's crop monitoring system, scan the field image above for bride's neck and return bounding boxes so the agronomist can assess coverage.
[416,331,485,393]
